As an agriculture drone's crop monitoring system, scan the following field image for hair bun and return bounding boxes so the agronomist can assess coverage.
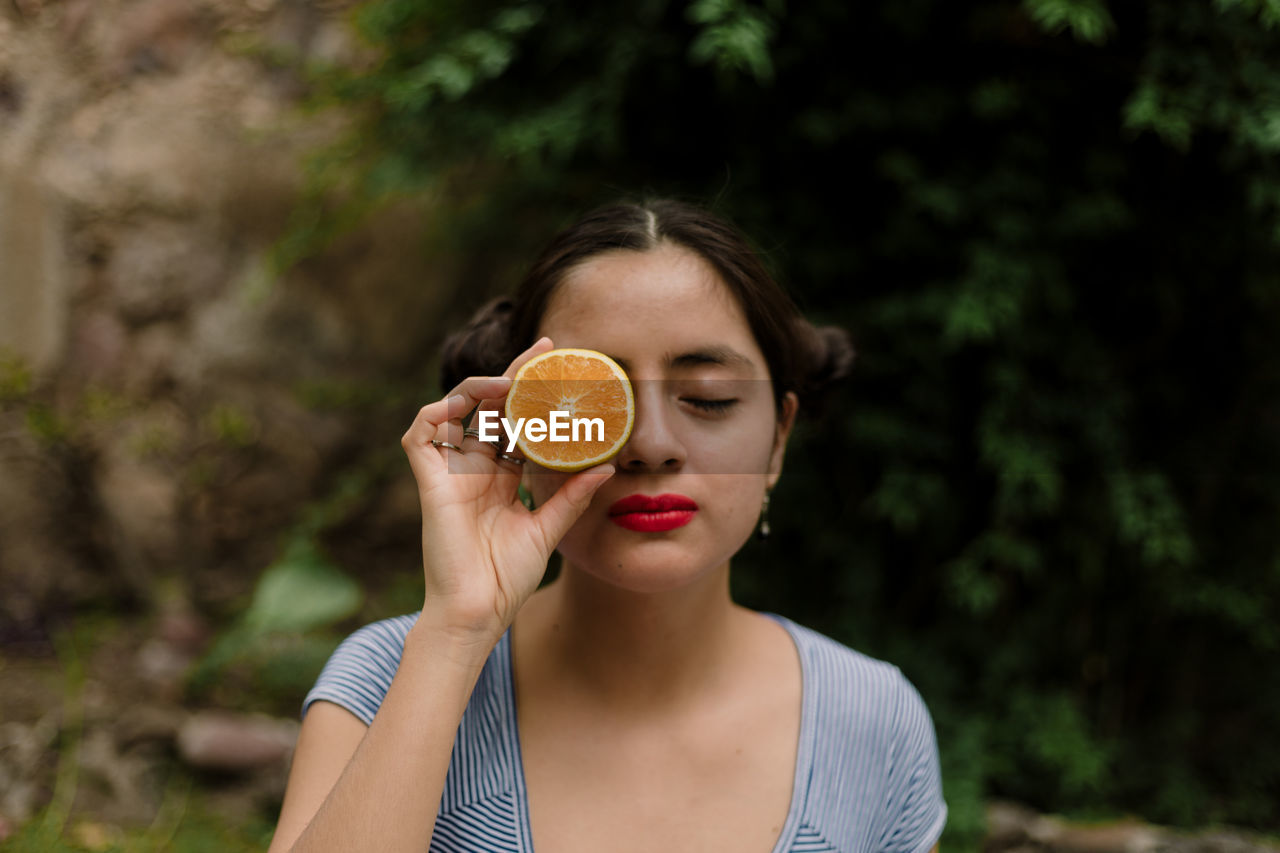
[440,297,517,391]
[794,321,856,415]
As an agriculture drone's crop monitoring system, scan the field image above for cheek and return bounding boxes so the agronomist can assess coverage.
[712,482,758,531]
[694,413,778,473]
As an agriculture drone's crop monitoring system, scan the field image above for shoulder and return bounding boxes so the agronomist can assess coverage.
[337,611,422,655]
[770,615,947,853]
[301,612,423,725]
[779,615,929,736]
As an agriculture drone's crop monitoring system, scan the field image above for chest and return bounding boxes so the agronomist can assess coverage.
[517,693,802,853]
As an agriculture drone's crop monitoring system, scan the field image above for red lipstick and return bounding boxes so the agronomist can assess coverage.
[607,493,698,532]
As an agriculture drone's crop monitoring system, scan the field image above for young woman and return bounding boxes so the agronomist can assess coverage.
[268,199,947,853]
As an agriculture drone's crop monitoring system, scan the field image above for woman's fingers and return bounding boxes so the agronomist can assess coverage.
[491,446,528,476]
[403,377,512,482]
[529,463,615,551]
[417,375,514,431]
[402,338,556,490]
[459,423,501,457]
[403,375,509,447]
[469,338,553,479]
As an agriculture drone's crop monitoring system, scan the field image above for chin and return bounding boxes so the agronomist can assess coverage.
[570,560,712,595]
[557,531,746,595]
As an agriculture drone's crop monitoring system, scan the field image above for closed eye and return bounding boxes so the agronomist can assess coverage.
[682,398,738,413]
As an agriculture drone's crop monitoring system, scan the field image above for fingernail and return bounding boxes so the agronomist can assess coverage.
[447,394,466,415]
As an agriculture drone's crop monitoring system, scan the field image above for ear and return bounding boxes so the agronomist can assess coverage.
[766,391,799,490]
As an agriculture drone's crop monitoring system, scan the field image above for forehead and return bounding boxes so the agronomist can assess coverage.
[538,244,762,370]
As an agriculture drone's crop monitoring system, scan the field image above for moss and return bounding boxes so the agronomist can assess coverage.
[0,348,31,403]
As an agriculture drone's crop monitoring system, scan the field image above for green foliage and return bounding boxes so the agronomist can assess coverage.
[686,0,780,82]
[244,538,364,634]
[204,403,259,449]
[290,0,1280,838]
[10,380,158,453]
[30,632,87,852]
[932,714,998,849]
[293,376,407,412]
[0,632,268,853]
[0,347,31,403]
[1023,0,1115,44]
[1215,0,1280,29]
[187,455,397,711]
[189,534,362,705]
[5,788,274,853]
[992,692,1114,800]
[24,403,69,446]
[1107,471,1194,568]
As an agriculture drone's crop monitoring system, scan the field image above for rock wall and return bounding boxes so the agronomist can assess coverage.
[0,0,456,639]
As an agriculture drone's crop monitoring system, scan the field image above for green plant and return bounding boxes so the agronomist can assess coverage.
[0,347,31,404]
[187,533,362,707]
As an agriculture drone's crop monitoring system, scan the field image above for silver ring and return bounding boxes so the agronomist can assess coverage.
[494,452,524,466]
[462,427,491,441]
[431,439,464,452]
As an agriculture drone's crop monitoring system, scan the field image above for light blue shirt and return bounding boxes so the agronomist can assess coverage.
[304,612,947,853]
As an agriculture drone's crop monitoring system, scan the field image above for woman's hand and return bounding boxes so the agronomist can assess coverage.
[400,337,615,646]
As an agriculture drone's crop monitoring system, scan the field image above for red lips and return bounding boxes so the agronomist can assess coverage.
[607,493,698,532]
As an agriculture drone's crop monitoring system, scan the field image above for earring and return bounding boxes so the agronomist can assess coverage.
[757,490,772,540]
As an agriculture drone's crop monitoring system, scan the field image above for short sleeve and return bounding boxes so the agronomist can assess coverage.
[301,613,420,725]
[876,671,947,853]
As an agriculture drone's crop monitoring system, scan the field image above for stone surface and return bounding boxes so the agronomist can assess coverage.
[987,800,1042,849]
[0,0,446,636]
[176,711,298,773]
[0,713,59,825]
[0,170,68,376]
[983,801,1280,853]
[1029,816,1164,853]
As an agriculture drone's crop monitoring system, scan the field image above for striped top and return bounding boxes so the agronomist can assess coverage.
[303,612,947,853]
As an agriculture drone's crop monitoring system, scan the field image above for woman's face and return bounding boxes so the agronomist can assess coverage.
[526,242,798,593]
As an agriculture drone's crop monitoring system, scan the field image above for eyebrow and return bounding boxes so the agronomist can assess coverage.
[611,345,756,374]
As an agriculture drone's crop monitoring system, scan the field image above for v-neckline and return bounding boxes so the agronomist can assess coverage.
[501,611,815,853]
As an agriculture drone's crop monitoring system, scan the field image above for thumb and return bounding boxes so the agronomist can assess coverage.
[531,464,615,551]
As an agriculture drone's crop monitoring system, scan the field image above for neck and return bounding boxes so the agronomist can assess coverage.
[512,559,748,716]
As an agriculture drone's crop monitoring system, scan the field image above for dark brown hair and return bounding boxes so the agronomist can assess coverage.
[441,199,854,416]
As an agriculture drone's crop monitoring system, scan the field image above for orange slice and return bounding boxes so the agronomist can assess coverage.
[504,348,634,472]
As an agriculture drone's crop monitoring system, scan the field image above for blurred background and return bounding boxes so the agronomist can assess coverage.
[2,0,1278,850]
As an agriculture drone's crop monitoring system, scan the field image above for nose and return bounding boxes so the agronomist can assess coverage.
[615,380,686,473]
